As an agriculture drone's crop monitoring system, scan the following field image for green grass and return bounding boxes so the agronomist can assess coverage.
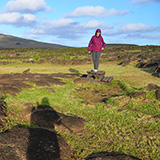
[0,47,160,160]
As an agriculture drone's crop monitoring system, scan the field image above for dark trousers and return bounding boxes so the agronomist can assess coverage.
[92,52,101,69]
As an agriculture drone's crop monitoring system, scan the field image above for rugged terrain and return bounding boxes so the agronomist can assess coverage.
[0,45,160,160]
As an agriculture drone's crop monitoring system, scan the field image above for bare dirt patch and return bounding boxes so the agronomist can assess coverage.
[0,72,79,96]
[75,85,121,103]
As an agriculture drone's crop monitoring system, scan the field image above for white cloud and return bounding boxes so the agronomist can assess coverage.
[78,20,113,29]
[103,9,129,17]
[143,34,160,39]
[0,12,37,26]
[118,23,150,33]
[122,33,160,41]
[29,18,113,40]
[118,23,160,33]
[129,0,160,5]
[64,6,129,18]
[30,18,80,39]
[48,18,77,28]
[0,12,21,23]
[23,14,37,22]
[102,23,160,44]
[28,18,160,42]
[5,0,50,13]
[30,18,77,33]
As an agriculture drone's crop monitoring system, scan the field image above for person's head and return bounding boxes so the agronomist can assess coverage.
[95,29,101,37]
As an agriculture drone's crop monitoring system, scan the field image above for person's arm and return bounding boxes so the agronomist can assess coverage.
[101,37,105,50]
[88,36,93,53]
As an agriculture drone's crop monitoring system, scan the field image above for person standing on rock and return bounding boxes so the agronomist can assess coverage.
[88,29,106,72]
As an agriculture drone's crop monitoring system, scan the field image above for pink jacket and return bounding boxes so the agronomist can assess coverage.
[88,29,105,52]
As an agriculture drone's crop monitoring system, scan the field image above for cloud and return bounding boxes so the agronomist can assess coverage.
[0,12,21,23]
[0,12,37,26]
[64,6,129,18]
[102,23,160,44]
[122,33,160,42]
[118,23,158,33]
[78,20,113,29]
[5,0,50,13]
[30,18,81,39]
[103,23,160,36]
[129,0,160,5]
[142,34,160,39]
[28,17,160,43]
[29,18,113,40]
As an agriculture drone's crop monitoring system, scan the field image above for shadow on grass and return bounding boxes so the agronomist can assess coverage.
[27,97,61,160]
[85,151,141,160]
[69,68,81,75]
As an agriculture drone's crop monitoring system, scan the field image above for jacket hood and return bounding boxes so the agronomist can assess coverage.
[95,29,101,36]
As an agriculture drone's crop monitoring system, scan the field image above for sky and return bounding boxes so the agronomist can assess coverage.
[0,0,160,47]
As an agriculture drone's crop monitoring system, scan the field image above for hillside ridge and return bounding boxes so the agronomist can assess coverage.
[0,34,69,49]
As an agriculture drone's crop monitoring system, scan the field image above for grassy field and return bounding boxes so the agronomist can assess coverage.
[0,47,160,160]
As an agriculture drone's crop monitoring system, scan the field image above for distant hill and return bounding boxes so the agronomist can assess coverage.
[0,34,69,49]
[106,43,138,47]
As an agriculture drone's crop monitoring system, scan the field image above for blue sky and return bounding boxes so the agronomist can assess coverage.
[0,0,160,47]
